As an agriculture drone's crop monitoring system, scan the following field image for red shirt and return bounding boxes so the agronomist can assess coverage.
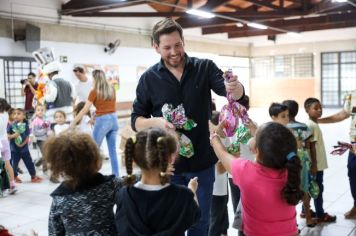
[24,83,37,111]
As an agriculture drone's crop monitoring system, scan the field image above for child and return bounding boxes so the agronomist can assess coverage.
[304,97,336,223]
[31,104,51,172]
[53,110,69,135]
[45,132,121,235]
[208,111,229,236]
[115,128,200,236]
[7,108,42,183]
[0,98,16,194]
[283,99,317,227]
[73,102,92,134]
[211,122,303,236]
[269,102,289,126]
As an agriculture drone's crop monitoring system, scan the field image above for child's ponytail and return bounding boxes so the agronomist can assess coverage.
[123,136,136,186]
[282,152,304,205]
[157,137,170,185]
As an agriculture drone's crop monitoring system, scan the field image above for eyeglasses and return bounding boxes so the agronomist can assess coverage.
[73,69,78,72]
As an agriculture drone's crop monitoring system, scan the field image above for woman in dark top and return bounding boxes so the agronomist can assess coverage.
[116,128,201,236]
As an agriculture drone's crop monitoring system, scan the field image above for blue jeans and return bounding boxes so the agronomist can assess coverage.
[11,150,36,177]
[348,151,356,207]
[93,113,119,176]
[171,166,215,236]
[313,171,325,218]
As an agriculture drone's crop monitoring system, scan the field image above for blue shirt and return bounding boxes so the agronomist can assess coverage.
[7,121,30,153]
[131,54,244,172]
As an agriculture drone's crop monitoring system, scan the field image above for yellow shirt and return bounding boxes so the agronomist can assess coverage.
[307,119,328,171]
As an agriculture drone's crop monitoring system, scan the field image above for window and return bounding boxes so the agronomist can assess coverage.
[3,57,37,109]
[251,53,313,79]
[321,51,356,107]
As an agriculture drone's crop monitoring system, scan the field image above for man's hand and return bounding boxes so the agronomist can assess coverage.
[153,117,175,130]
[224,75,244,100]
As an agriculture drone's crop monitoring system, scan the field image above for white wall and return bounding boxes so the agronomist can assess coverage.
[0,37,250,103]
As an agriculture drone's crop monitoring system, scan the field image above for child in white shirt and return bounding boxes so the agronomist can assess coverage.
[53,110,69,135]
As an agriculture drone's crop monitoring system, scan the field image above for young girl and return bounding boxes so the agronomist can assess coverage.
[7,108,42,183]
[115,128,200,236]
[53,110,69,135]
[45,132,121,235]
[0,98,16,194]
[32,104,51,172]
[211,122,303,236]
[73,102,92,134]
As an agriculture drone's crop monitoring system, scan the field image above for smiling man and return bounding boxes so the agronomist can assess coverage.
[130,18,245,235]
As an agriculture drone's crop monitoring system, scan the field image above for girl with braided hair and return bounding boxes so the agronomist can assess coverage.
[211,122,303,236]
[115,127,200,236]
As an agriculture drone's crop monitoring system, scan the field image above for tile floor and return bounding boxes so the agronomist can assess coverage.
[0,108,355,235]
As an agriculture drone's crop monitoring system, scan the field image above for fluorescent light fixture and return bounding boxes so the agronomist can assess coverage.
[287,32,302,37]
[247,22,268,29]
[332,0,347,2]
[186,9,215,18]
[236,22,244,27]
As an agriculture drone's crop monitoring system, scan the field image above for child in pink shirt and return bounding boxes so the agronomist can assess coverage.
[211,122,303,236]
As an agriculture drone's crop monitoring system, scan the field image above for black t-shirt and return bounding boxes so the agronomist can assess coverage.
[115,184,200,236]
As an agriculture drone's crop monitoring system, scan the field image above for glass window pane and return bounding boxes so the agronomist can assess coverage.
[341,52,356,63]
[322,53,338,64]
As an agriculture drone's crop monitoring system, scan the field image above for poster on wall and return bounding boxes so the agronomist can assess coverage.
[77,64,120,91]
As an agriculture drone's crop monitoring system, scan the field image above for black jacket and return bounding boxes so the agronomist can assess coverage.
[115,184,201,236]
[49,174,121,236]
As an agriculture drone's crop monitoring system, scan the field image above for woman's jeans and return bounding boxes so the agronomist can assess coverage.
[93,113,119,176]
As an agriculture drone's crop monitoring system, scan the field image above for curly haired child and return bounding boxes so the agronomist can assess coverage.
[45,132,121,235]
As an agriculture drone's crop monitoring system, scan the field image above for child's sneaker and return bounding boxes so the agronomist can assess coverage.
[15,176,22,183]
[31,176,42,183]
[17,167,24,174]
[8,186,17,195]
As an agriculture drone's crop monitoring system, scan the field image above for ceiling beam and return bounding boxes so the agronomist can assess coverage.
[228,20,356,37]
[201,0,231,10]
[242,0,282,10]
[202,11,356,34]
[61,0,147,15]
[308,0,347,14]
[73,10,303,18]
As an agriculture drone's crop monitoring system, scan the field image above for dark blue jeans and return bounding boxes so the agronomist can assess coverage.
[171,166,215,236]
[11,150,36,177]
[348,151,356,207]
[313,171,325,218]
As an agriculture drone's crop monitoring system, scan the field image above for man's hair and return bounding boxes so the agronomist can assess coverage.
[282,100,298,119]
[28,72,36,78]
[304,97,320,110]
[269,102,288,117]
[152,18,183,46]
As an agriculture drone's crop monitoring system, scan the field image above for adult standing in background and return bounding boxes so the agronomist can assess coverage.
[73,65,93,103]
[21,72,38,119]
[318,90,356,219]
[70,70,119,177]
[131,18,244,235]
[33,47,76,123]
